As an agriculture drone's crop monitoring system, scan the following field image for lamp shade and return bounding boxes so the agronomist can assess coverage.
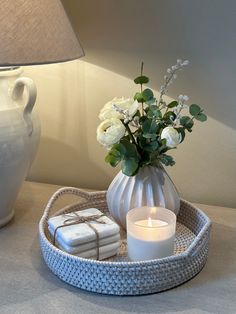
[0,0,84,66]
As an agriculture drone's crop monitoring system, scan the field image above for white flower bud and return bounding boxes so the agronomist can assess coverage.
[161,127,182,148]
[182,60,189,66]
[183,95,189,101]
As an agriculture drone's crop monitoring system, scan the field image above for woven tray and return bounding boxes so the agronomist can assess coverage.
[39,187,212,295]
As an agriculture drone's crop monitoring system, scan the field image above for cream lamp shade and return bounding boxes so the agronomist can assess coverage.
[0,0,84,66]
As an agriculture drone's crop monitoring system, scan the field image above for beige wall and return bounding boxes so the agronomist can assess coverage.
[24,0,236,208]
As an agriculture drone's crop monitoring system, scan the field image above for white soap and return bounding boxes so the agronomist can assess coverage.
[48,208,120,246]
[50,229,120,254]
[57,241,120,260]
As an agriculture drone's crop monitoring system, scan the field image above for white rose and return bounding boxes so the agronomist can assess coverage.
[97,118,126,147]
[99,97,135,120]
[161,126,181,148]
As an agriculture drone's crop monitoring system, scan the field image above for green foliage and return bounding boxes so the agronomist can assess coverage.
[168,101,178,108]
[163,111,176,123]
[176,127,185,142]
[141,119,158,136]
[105,143,125,167]
[180,116,194,131]
[134,88,155,104]
[189,104,207,122]
[189,104,201,116]
[121,158,139,176]
[146,106,162,119]
[158,154,176,166]
[142,88,154,101]
[134,75,149,84]
[134,92,145,103]
[138,134,159,152]
[195,113,207,122]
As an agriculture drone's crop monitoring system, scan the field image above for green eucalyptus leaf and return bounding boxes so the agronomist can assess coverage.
[145,141,159,152]
[159,154,175,166]
[134,75,149,85]
[168,101,178,108]
[120,139,140,161]
[146,106,162,119]
[105,149,121,167]
[176,127,185,143]
[112,143,126,157]
[134,92,145,103]
[142,88,154,101]
[145,98,156,105]
[143,133,157,139]
[139,139,159,153]
[121,158,139,176]
[189,104,201,116]
[142,119,158,135]
[138,135,159,152]
[139,116,148,125]
[180,116,194,130]
[158,138,168,154]
[195,113,207,122]
[163,111,176,122]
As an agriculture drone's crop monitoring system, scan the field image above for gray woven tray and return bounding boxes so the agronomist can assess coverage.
[39,187,212,295]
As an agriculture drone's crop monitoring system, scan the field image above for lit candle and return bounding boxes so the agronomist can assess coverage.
[127,206,176,261]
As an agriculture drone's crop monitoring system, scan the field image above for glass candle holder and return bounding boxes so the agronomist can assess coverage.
[127,206,176,261]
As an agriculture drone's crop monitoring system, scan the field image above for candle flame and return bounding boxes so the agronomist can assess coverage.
[148,217,152,227]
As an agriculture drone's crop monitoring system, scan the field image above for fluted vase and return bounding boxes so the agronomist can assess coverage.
[106,165,180,229]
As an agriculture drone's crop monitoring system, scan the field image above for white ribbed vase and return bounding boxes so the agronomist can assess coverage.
[106,166,180,229]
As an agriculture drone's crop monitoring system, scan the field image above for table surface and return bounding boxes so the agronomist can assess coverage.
[0,181,235,314]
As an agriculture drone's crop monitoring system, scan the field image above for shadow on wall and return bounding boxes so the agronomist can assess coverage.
[62,0,236,130]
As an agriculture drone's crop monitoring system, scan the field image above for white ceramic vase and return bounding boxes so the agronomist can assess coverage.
[107,165,180,229]
[0,67,40,227]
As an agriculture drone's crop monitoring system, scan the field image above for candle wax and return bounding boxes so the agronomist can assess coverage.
[135,219,168,227]
[127,233,175,261]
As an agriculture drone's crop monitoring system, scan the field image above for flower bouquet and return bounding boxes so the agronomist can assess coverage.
[96,59,207,227]
[97,59,207,177]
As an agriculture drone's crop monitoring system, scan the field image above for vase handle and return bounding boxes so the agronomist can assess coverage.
[12,77,37,136]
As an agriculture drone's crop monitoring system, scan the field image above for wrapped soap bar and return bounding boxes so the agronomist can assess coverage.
[48,208,120,260]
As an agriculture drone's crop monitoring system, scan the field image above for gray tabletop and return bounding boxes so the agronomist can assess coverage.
[0,181,235,314]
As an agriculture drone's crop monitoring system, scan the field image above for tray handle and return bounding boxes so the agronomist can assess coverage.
[42,187,106,220]
[187,221,212,258]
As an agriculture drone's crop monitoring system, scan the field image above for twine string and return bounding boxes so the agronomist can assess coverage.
[52,213,106,260]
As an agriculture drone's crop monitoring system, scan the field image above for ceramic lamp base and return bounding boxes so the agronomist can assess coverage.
[0,209,14,228]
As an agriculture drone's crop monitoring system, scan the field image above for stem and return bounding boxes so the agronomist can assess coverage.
[141,61,144,76]
[141,61,144,115]
[164,106,169,114]
[121,120,137,145]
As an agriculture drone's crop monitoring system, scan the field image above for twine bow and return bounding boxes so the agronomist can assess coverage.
[52,212,106,260]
